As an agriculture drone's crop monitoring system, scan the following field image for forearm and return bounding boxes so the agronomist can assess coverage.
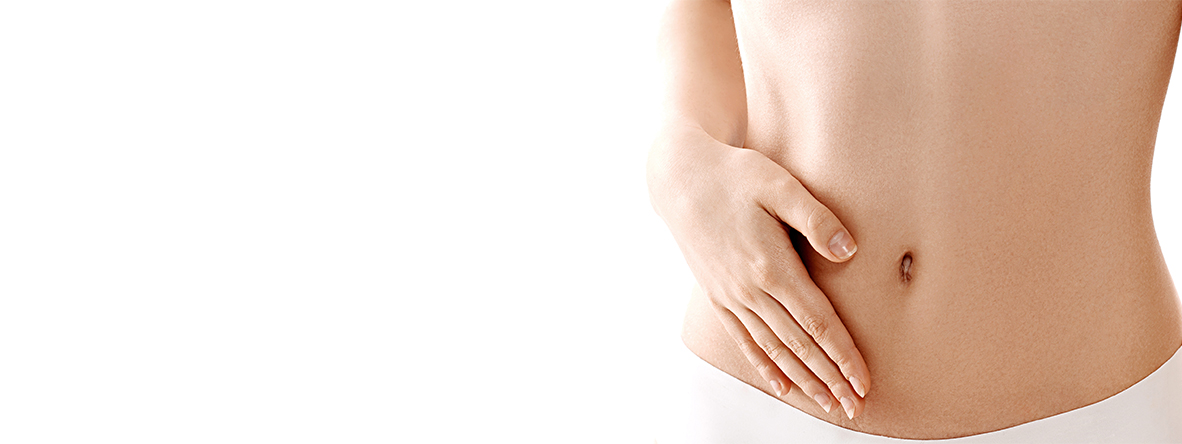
[656,0,747,147]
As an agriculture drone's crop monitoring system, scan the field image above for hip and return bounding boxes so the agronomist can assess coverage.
[662,330,1182,443]
[681,276,1182,439]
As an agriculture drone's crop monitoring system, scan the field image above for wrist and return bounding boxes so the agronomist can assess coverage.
[646,122,734,220]
[656,113,744,148]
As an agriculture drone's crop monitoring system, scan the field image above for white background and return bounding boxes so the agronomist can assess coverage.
[0,1,1178,443]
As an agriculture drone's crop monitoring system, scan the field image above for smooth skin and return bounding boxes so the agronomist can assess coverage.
[650,0,1182,438]
[648,0,870,419]
[649,121,869,418]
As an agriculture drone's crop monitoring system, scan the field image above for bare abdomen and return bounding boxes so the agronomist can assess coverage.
[682,0,1182,438]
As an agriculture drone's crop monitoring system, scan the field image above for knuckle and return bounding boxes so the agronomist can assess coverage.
[804,203,831,234]
[779,264,809,289]
[750,256,780,289]
[761,171,799,202]
[762,341,788,362]
[767,175,797,195]
[736,338,760,356]
[734,290,759,307]
[739,339,779,379]
[751,263,789,295]
[783,336,810,362]
[752,359,777,377]
[802,315,830,344]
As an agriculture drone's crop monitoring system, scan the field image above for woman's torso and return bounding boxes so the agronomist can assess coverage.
[682,0,1182,438]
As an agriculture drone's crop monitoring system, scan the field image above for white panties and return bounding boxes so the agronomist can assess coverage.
[658,341,1182,443]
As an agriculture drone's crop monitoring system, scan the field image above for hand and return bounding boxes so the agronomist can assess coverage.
[648,123,871,419]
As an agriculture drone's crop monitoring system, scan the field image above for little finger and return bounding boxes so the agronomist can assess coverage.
[732,307,839,414]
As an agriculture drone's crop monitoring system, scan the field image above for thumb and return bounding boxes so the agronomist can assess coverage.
[761,175,857,263]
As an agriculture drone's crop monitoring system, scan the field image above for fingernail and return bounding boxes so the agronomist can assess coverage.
[770,380,783,397]
[849,376,867,398]
[813,393,832,413]
[828,231,856,260]
[841,397,855,420]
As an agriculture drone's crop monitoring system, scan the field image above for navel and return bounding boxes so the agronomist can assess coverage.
[900,252,914,284]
